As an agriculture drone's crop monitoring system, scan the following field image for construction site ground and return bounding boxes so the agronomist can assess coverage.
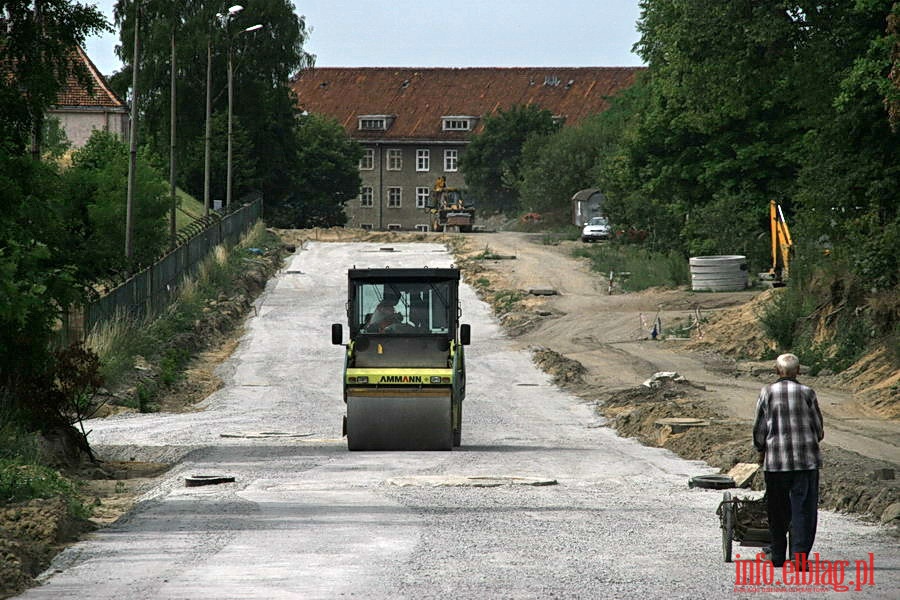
[1,229,897,599]
[449,231,899,523]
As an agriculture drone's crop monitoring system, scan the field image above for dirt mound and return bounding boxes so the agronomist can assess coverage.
[0,498,94,599]
[834,348,900,419]
[595,377,900,524]
[531,347,587,385]
[687,288,776,359]
[598,378,759,471]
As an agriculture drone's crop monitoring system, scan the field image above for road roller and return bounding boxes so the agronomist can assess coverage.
[331,267,471,450]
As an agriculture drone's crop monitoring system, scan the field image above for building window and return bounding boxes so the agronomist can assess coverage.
[360,223,373,231]
[415,224,429,232]
[387,148,402,171]
[359,186,373,207]
[387,187,402,208]
[416,149,430,172]
[360,118,386,130]
[444,149,458,172]
[359,148,374,170]
[387,224,402,231]
[441,116,477,131]
[416,187,430,209]
[358,115,392,131]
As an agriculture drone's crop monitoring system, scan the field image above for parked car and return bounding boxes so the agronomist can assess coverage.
[581,216,611,242]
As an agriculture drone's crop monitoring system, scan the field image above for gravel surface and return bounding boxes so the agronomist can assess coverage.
[16,242,899,599]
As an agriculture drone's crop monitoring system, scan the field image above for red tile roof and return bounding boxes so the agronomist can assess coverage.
[290,67,644,141]
[53,46,126,109]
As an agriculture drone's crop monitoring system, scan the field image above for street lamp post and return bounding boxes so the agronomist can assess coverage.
[169,19,177,248]
[203,33,213,216]
[226,20,262,209]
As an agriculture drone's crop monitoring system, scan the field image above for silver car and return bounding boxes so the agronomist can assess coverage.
[581,216,610,242]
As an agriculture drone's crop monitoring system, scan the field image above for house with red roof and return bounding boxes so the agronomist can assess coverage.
[290,67,643,230]
[49,46,128,148]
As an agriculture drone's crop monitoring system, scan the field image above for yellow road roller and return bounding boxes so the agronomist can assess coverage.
[331,268,470,450]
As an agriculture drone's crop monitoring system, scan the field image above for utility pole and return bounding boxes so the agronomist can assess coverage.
[226,35,234,210]
[203,35,212,217]
[125,0,141,260]
[169,22,177,248]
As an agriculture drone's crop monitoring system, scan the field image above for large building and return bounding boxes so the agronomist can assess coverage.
[290,67,643,230]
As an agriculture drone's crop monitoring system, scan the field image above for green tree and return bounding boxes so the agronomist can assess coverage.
[180,112,259,208]
[268,114,362,228]
[0,147,79,427]
[110,0,314,205]
[460,105,559,214]
[518,86,642,224]
[62,131,170,276]
[0,0,108,155]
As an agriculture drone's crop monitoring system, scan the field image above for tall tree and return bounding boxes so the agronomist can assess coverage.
[110,0,314,205]
[517,86,642,224]
[268,113,362,228]
[460,105,559,214]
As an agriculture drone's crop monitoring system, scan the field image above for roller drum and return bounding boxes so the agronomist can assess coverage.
[347,389,453,450]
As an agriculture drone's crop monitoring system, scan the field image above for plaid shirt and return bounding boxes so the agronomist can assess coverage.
[753,378,824,472]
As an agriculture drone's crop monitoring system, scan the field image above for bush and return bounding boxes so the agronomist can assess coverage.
[757,288,807,350]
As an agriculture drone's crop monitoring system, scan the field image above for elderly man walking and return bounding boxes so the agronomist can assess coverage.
[753,353,824,568]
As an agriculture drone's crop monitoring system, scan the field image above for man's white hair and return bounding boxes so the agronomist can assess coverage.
[775,353,800,376]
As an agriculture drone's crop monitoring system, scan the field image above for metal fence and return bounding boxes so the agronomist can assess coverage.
[61,199,262,342]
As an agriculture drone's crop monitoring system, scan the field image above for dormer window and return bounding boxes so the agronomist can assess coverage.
[441,116,478,131]
[358,114,394,131]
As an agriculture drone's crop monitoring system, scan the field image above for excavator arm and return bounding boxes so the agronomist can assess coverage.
[767,200,793,284]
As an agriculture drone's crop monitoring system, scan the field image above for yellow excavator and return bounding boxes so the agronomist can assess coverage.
[427,176,476,232]
[759,200,793,287]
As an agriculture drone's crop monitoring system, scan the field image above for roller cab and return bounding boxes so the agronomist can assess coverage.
[332,268,470,450]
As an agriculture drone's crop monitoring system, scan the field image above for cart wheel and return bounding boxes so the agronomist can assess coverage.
[722,492,735,563]
[722,491,734,563]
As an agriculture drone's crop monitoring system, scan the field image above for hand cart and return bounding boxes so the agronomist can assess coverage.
[717,491,772,562]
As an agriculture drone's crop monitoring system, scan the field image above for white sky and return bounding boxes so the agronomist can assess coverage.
[85,0,645,77]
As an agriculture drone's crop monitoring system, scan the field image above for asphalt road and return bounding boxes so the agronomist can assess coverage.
[18,242,899,599]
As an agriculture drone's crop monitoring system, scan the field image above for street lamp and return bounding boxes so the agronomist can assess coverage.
[204,5,245,215]
[226,21,262,209]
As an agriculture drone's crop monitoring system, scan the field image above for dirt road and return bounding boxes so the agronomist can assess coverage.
[468,232,900,466]
[16,240,898,599]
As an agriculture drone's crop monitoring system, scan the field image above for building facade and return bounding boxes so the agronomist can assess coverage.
[49,46,128,148]
[291,67,643,230]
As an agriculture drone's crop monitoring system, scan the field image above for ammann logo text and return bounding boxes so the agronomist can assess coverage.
[378,375,423,383]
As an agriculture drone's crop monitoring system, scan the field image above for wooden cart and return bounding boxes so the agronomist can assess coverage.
[717,491,772,562]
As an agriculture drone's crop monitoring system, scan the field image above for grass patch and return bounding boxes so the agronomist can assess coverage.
[470,245,516,260]
[175,187,205,230]
[491,289,525,314]
[0,460,88,516]
[86,221,279,410]
[572,244,689,291]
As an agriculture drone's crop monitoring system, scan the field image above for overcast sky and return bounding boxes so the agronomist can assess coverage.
[85,0,645,77]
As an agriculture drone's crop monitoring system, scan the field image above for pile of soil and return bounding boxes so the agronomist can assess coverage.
[592,378,899,525]
[0,498,93,599]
